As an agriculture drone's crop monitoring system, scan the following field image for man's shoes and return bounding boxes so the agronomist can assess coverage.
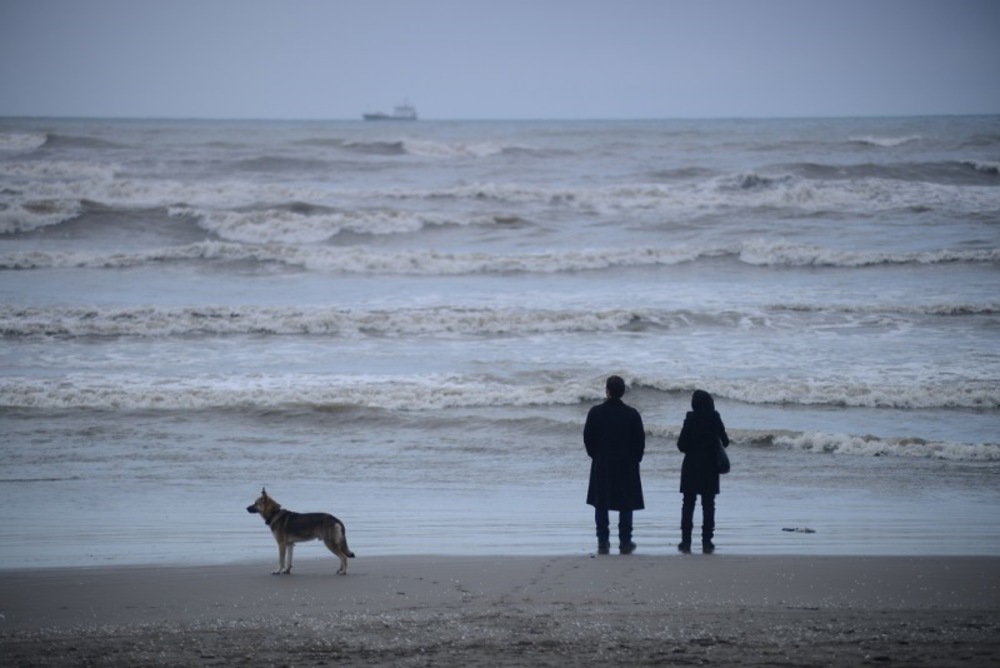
[619,541,637,555]
[702,539,715,554]
[597,542,610,555]
[677,541,691,554]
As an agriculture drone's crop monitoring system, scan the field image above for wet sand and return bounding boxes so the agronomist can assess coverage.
[2,554,999,666]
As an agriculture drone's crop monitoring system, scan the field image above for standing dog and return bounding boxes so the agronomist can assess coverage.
[246,487,355,575]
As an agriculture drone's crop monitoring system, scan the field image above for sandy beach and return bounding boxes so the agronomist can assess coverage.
[2,554,998,666]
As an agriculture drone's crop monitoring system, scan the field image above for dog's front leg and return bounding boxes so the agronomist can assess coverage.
[285,543,294,574]
[274,542,288,575]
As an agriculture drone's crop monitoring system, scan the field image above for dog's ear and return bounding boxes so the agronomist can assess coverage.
[261,487,267,497]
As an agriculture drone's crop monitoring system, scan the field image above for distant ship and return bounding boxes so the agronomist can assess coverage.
[363,103,418,121]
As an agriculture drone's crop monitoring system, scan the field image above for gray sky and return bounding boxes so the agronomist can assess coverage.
[2,0,998,120]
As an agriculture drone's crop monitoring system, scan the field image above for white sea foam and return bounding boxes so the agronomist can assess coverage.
[0,242,709,272]
[0,304,798,339]
[0,131,48,153]
[773,302,1000,316]
[773,430,999,461]
[0,373,588,412]
[0,198,84,233]
[0,160,118,182]
[4,303,996,339]
[2,369,996,413]
[401,138,508,158]
[0,161,118,232]
[177,206,448,243]
[636,376,1000,410]
[963,160,1000,176]
[1,375,996,461]
[644,426,1000,461]
[0,304,647,337]
[738,240,1000,267]
[5,157,1000,240]
[1,240,994,273]
[849,135,922,148]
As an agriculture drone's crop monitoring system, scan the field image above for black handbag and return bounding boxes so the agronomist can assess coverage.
[715,437,730,474]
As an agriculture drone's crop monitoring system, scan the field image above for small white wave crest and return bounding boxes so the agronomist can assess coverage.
[739,239,1000,267]
[635,376,999,410]
[5,303,995,339]
[962,160,1000,176]
[0,198,84,234]
[0,304,787,338]
[172,205,453,243]
[849,135,922,148]
[771,430,999,461]
[0,241,708,272]
[2,240,994,273]
[402,138,508,158]
[2,369,996,414]
[0,373,593,412]
[0,160,119,233]
[642,425,1000,461]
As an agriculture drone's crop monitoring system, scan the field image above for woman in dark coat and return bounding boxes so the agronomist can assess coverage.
[676,389,729,554]
[585,375,645,555]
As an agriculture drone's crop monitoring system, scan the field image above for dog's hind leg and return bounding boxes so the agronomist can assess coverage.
[332,547,349,575]
[323,530,350,575]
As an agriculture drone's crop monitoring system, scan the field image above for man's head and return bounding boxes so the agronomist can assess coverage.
[606,375,626,399]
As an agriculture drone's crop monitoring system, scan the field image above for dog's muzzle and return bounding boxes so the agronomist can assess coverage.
[246,505,258,514]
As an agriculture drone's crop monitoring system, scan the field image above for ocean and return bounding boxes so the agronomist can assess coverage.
[1,115,998,568]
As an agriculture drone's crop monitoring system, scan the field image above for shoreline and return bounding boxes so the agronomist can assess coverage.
[3,554,998,666]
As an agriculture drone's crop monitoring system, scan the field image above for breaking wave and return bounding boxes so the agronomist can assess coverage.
[0,131,48,153]
[634,376,1000,411]
[293,137,513,158]
[1,373,997,428]
[646,426,1000,462]
[762,430,999,461]
[1,240,995,273]
[849,135,922,148]
[3,303,996,339]
[736,241,1000,268]
[5,154,1000,237]
[170,204,460,243]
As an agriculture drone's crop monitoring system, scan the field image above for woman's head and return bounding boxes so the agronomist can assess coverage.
[691,389,715,413]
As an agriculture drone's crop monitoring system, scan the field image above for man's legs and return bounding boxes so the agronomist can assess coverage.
[595,506,610,553]
[618,509,634,553]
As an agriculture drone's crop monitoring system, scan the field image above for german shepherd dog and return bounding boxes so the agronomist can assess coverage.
[246,488,355,575]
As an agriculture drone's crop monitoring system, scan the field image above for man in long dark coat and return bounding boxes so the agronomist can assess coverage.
[584,375,645,555]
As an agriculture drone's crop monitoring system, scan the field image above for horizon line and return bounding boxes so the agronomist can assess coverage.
[2,112,998,123]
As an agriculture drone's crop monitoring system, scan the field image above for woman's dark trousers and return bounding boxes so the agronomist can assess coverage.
[681,493,715,542]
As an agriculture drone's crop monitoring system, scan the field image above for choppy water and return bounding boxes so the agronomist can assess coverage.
[1,116,998,567]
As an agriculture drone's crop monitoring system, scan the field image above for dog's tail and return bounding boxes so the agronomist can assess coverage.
[339,518,355,558]
[343,528,355,559]
[325,519,355,558]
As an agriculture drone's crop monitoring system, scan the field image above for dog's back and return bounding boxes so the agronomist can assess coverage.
[274,510,356,558]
